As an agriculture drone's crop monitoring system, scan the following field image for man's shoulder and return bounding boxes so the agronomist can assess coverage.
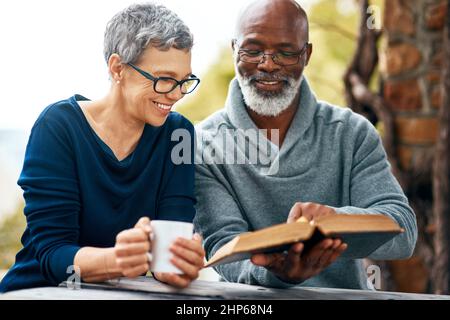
[315,100,366,125]
[194,108,231,135]
[315,100,376,135]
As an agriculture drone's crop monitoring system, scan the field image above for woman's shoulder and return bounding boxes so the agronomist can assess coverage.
[164,111,195,133]
[34,95,82,129]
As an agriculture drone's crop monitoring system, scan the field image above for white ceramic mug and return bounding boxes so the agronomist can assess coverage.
[149,220,194,274]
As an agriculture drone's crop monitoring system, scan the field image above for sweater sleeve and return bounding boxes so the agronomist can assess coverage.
[329,115,417,260]
[18,114,81,286]
[157,119,196,222]
[193,162,297,289]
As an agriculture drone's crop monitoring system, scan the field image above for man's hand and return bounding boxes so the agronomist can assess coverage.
[251,201,346,284]
[251,239,347,283]
[287,201,336,222]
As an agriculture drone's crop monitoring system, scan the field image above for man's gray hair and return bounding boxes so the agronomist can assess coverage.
[103,2,194,64]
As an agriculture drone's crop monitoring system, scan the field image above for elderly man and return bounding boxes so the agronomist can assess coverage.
[194,0,417,289]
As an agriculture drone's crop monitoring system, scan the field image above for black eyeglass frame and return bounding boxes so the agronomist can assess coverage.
[127,63,200,94]
[234,41,311,66]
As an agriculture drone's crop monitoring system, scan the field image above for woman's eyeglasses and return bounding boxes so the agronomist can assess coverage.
[127,63,200,94]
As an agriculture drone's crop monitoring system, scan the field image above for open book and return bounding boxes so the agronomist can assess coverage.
[205,214,404,267]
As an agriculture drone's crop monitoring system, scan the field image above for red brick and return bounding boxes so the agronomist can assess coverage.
[389,257,429,293]
[384,0,416,36]
[426,71,441,85]
[431,86,442,109]
[385,43,422,76]
[395,116,439,144]
[384,80,422,111]
[397,145,413,170]
[425,2,447,30]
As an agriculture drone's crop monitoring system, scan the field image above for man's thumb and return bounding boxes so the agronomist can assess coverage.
[287,202,304,223]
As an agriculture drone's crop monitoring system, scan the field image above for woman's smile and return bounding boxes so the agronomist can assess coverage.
[153,101,173,115]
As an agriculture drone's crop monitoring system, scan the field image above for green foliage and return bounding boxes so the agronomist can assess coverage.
[0,203,25,270]
[176,47,235,124]
[305,0,358,107]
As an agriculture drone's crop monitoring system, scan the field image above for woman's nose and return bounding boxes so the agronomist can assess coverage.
[166,87,184,101]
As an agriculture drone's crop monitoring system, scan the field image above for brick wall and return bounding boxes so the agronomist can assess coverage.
[382,0,446,172]
[380,0,447,292]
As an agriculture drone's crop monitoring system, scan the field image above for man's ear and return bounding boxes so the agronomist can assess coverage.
[108,53,124,82]
[231,39,236,51]
[304,43,313,67]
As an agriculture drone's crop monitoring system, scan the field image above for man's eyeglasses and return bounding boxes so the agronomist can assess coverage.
[235,41,310,66]
[127,63,200,94]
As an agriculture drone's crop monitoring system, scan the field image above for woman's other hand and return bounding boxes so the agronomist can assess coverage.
[154,233,205,288]
[114,217,152,278]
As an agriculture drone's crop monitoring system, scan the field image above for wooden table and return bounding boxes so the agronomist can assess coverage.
[1,277,449,300]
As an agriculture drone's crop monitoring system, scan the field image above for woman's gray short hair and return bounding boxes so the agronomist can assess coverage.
[103,3,194,64]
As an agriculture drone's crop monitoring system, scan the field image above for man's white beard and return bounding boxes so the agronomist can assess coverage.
[236,66,303,117]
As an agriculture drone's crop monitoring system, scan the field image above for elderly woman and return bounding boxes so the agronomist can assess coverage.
[0,3,204,293]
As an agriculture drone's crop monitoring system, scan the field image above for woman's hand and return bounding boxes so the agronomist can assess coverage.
[154,233,205,288]
[114,217,152,278]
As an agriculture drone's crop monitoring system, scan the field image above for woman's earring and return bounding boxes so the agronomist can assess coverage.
[116,80,121,84]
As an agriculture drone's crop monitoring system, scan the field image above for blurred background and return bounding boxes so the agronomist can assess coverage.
[1,0,449,294]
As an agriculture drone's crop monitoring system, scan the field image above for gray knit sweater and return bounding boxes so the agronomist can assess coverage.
[193,78,417,290]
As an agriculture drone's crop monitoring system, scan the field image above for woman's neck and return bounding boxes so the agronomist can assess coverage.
[79,93,145,161]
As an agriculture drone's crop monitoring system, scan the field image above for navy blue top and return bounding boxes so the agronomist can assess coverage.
[0,95,196,293]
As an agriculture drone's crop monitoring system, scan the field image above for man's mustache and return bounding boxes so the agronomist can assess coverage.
[248,73,290,83]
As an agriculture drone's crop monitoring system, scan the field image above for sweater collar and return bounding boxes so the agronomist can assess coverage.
[225,76,318,153]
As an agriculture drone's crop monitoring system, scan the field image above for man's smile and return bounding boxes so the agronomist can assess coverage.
[253,79,285,91]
